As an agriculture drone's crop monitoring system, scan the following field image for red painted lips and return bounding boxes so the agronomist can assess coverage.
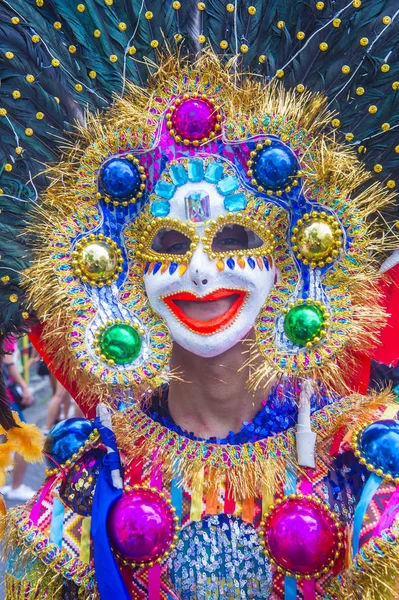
[162,288,247,334]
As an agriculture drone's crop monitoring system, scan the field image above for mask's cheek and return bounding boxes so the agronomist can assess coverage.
[231,262,276,331]
[143,259,276,358]
[144,270,181,321]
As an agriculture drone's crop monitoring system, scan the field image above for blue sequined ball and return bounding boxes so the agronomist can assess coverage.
[44,418,94,467]
[360,419,399,476]
[100,157,141,199]
[254,141,297,190]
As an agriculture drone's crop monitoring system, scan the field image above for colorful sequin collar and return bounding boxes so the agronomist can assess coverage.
[113,386,389,501]
[149,379,336,445]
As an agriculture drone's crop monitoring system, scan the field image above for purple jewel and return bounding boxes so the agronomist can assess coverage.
[171,98,217,141]
[107,489,174,562]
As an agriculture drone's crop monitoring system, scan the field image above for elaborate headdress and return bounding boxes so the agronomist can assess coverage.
[1,0,398,423]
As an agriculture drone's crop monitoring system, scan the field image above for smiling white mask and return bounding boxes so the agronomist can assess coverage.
[139,156,277,358]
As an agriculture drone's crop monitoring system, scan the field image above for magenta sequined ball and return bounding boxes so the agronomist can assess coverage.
[265,497,339,575]
[107,488,175,563]
[171,98,217,141]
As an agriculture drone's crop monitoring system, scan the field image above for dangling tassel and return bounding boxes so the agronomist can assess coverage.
[284,576,297,600]
[148,451,163,600]
[190,466,204,521]
[91,403,130,600]
[242,496,255,524]
[375,485,399,536]
[205,467,219,516]
[296,379,316,468]
[284,466,298,599]
[171,462,183,523]
[224,472,236,515]
[294,380,317,600]
[352,473,382,557]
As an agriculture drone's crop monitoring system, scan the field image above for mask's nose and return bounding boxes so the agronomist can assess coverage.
[192,272,208,287]
[187,243,211,289]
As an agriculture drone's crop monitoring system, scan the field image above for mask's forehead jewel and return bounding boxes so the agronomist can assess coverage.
[148,155,248,228]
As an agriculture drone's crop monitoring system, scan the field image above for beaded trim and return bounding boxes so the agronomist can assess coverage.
[246,137,301,195]
[76,131,152,206]
[99,153,147,207]
[281,298,330,349]
[93,320,145,366]
[71,233,124,287]
[8,507,96,590]
[291,210,343,268]
[201,212,276,260]
[135,216,199,265]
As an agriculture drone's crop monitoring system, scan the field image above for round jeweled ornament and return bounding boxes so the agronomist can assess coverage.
[43,418,95,468]
[94,320,144,366]
[260,494,343,578]
[167,93,221,145]
[71,234,124,287]
[107,485,179,566]
[248,139,299,192]
[291,211,343,267]
[353,420,399,483]
[99,155,146,206]
[283,299,329,348]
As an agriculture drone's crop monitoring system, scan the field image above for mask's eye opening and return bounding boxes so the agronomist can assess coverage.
[211,224,263,253]
[151,228,192,255]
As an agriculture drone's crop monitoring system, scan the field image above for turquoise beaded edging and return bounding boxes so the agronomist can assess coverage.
[149,156,249,217]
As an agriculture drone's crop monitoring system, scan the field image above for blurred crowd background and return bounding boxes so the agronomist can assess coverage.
[0,335,83,504]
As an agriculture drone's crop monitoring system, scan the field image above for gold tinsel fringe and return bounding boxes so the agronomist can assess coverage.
[2,508,98,600]
[328,521,399,600]
[112,387,393,502]
[4,573,99,600]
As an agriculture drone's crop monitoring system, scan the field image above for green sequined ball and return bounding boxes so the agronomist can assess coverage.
[284,304,324,346]
[100,323,142,364]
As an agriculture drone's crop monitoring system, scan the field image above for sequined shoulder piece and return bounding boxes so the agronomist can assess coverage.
[4,505,97,599]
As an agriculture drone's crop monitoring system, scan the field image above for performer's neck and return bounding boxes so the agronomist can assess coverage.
[167,331,270,439]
